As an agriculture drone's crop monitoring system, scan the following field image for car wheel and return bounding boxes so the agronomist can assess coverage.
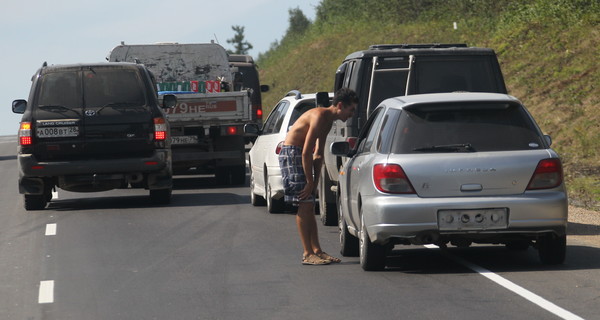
[24,194,47,211]
[267,183,285,214]
[339,198,359,257]
[150,188,172,205]
[318,169,337,226]
[538,234,566,265]
[359,212,386,271]
[249,169,266,206]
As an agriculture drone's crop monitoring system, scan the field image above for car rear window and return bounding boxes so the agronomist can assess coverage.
[83,69,146,108]
[37,71,81,109]
[390,102,544,153]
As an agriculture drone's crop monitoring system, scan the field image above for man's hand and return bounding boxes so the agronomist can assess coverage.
[299,181,315,200]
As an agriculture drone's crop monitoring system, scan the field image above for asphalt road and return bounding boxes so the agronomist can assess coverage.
[0,138,599,320]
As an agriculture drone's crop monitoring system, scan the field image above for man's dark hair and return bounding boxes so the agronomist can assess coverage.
[333,87,358,107]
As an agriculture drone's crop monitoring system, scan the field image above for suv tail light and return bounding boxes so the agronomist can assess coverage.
[19,122,32,146]
[527,158,563,190]
[275,141,284,154]
[255,106,263,119]
[153,117,167,140]
[373,164,415,194]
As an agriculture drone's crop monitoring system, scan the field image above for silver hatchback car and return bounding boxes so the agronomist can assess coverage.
[331,92,568,271]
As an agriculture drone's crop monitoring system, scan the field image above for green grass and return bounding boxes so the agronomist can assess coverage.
[256,0,600,209]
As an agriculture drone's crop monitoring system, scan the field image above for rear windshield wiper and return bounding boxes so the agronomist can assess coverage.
[95,102,144,114]
[38,105,72,111]
[413,143,475,152]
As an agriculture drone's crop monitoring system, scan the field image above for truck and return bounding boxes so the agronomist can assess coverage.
[319,43,509,225]
[107,42,260,185]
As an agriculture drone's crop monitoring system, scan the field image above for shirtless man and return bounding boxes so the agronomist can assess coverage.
[279,88,358,265]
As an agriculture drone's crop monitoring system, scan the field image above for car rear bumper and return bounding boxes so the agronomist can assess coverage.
[19,150,171,176]
[361,191,568,244]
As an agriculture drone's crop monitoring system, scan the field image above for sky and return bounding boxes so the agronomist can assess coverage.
[0,0,318,136]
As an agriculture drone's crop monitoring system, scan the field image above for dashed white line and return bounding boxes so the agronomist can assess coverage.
[38,280,54,304]
[424,245,584,320]
[45,223,57,236]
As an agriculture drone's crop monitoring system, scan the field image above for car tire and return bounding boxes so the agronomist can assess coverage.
[249,169,266,206]
[538,234,566,265]
[150,188,172,205]
[359,212,386,271]
[24,194,47,211]
[319,171,337,226]
[267,183,285,214]
[339,198,359,257]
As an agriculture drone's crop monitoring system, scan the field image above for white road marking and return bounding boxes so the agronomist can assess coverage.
[38,280,54,304]
[424,245,584,320]
[45,224,56,236]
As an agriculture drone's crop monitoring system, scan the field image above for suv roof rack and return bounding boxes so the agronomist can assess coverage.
[368,43,468,50]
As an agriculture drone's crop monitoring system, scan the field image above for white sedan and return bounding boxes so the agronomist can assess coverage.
[245,91,332,213]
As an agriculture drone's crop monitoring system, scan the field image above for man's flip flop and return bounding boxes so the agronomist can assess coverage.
[316,251,341,263]
[302,254,331,265]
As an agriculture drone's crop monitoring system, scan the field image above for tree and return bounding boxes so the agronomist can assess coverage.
[227,25,253,55]
[287,7,311,36]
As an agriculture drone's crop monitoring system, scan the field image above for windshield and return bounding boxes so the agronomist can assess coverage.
[36,69,146,110]
[390,102,544,153]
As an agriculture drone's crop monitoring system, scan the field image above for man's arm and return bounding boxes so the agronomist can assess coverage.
[299,116,324,199]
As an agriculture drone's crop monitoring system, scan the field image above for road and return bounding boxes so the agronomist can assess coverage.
[0,138,598,320]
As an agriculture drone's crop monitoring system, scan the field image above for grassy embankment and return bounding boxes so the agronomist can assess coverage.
[256,0,599,209]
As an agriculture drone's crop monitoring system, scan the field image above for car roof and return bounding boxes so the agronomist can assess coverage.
[40,62,143,73]
[381,92,521,110]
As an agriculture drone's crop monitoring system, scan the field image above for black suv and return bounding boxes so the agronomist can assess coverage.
[319,44,508,225]
[229,54,269,136]
[13,62,176,210]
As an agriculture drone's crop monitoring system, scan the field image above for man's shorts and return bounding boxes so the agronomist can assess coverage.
[279,145,314,207]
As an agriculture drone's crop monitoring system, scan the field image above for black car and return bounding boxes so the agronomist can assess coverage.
[13,62,176,210]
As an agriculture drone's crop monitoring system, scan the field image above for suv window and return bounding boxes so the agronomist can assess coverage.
[83,69,146,108]
[391,102,544,154]
[414,57,498,94]
[38,71,80,109]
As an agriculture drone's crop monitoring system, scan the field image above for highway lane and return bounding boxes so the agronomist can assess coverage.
[0,138,598,320]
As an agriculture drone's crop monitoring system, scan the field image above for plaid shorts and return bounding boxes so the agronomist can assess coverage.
[279,145,314,207]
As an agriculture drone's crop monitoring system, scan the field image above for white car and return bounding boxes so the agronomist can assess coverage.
[245,91,332,213]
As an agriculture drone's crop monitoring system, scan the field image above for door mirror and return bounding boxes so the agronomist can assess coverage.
[330,141,350,156]
[260,84,270,92]
[544,134,552,147]
[162,94,177,108]
[316,92,330,108]
[12,99,27,114]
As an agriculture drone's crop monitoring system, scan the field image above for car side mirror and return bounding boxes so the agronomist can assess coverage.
[12,99,27,114]
[316,92,330,108]
[330,141,351,156]
[162,94,177,108]
[244,123,261,135]
[544,134,552,147]
[260,84,269,92]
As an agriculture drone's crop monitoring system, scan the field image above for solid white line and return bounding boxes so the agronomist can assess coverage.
[424,245,584,320]
[38,280,54,304]
[45,224,57,236]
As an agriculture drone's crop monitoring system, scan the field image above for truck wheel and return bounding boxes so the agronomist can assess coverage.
[318,168,337,226]
[538,234,566,265]
[250,170,266,206]
[24,194,47,211]
[150,188,172,205]
[267,183,285,214]
[359,212,386,271]
[339,198,359,257]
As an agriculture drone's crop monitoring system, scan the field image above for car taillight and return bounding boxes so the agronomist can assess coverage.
[373,163,415,194]
[347,137,358,149]
[275,141,284,154]
[256,107,263,119]
[19,122,32,146]
[527,158,563,190]
[154,117,167,140]
[227,126,238,135]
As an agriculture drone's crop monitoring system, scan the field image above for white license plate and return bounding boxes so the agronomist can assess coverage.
[171,135,199,145]
[36,126,79,138]
[438,208,508,231]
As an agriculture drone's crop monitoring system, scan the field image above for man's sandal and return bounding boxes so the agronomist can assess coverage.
[302,254,331,265]
[316,251,341,263]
